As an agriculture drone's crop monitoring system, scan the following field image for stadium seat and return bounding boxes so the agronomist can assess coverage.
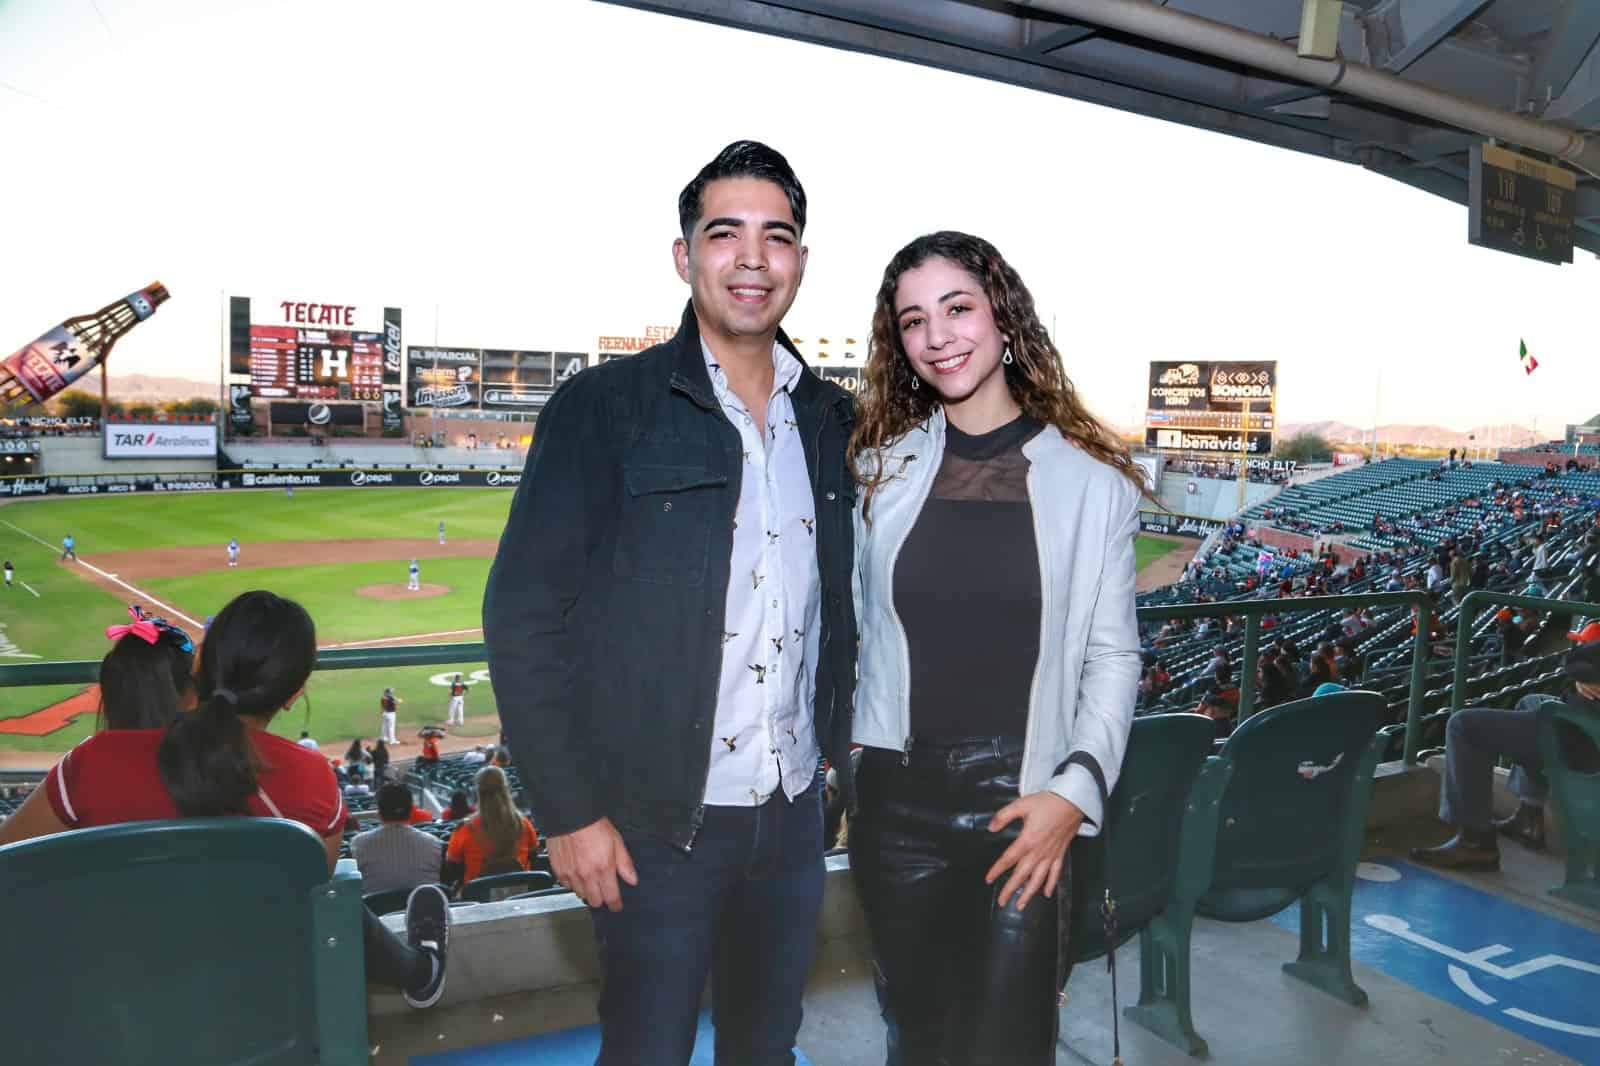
[1539,700,1600,910]
[1126,692,1385,1055]
[363,885,440,917]
[462,869,556,902]
[0,818,367,1066]
[1058,714,1228,1056]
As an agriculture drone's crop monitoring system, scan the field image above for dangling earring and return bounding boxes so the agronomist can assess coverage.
[1002,344,1014,365]
[911,375,920,390]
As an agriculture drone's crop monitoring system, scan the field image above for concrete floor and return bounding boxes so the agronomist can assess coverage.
[373,817,1596,1066]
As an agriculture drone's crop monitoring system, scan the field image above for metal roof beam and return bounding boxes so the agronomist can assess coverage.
[1363,0,1492,73]
[1530,0,1600,105]
[1545,47,1600,126]
[1027,23,1095,54]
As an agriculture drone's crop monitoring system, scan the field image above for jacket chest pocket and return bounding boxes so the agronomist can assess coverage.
[613,464,729,586]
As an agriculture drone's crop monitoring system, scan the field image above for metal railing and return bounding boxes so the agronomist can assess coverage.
[4,590,1592,771]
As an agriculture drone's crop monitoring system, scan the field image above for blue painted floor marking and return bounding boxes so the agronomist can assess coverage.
[409,1010,814,1065]
[1272,860,1600,1064]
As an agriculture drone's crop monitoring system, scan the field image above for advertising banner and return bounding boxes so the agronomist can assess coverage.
[816,367,862,395]
[103,423,218,460]
[1137,512,1223,539]
[229,384,254,429]
[383,307,403,385]
[381,388,404,431]
[407,347,481,409]
[228,296,397,400]
[1145,428,1274,454]
[1,468,524,496]
[267,401,366,427]
[1146,361,1276,411]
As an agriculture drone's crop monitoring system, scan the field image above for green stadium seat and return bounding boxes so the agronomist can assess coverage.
[1126,692,1385,1056]
[1539,701,1600,910]
[0,818,367,1065]
[462,869,556,902]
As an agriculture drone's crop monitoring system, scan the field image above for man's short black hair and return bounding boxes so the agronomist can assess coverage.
[377,782,414,822]
[678,140,806,239]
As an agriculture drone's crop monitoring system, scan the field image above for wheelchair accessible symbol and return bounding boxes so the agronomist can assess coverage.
[1363,905,1600,1039]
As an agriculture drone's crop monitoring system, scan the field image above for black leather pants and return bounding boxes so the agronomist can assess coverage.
[849,737,1060,1066]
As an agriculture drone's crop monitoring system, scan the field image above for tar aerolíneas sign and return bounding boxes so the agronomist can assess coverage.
[1468,144,1575,265]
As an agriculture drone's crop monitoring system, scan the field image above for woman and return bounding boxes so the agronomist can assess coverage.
[344,737,367,782]
[0,591,451,1009]
[369,738,391,786]
[848,231,1141,1064]
[443,766,538,888]
[98,605,197,731]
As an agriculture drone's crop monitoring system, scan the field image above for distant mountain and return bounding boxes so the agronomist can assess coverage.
[1280,421,1541,449]
[102,373,218,403]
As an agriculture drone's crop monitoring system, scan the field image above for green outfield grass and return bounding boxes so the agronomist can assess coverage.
[1134,533,1182,571]
[139,556,490,644]
[0,487,514,553]
[1,491,1189,760]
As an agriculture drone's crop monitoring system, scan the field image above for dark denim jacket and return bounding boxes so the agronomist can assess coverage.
[483,303,857,849]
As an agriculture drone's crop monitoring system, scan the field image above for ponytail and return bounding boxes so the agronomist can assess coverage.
[157,590,317,818]
[157,692,257,815]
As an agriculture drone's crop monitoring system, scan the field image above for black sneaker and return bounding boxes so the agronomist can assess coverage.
[402,884,450,1009]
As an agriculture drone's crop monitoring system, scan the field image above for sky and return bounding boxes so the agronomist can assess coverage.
[0,0,1594,434]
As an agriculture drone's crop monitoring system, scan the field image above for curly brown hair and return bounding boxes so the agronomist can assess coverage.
[849,231,1146,517]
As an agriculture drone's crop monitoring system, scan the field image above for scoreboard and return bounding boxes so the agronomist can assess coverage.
[245,326,385,400]
[1144,360,1278,455]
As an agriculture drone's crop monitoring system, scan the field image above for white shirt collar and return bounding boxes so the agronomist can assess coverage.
[701,338,804,400]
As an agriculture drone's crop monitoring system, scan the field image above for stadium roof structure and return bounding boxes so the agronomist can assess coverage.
[599,0,1600,255]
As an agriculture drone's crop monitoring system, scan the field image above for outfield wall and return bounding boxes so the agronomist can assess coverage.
[35,437,216,476]
[0,467,524,497]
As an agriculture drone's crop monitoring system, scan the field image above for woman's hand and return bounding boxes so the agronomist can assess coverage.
[984,791,1085,912]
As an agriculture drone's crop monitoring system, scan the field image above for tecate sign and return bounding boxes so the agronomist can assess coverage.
[349,471,395,486]
[104,423,218,459]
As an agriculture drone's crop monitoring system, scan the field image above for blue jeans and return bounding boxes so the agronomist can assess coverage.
[591,781,824,1066]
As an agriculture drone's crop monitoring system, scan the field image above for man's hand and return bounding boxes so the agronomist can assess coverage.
[547,817,638,912]
[1576,680,1600,702]
[984,792,1085,912]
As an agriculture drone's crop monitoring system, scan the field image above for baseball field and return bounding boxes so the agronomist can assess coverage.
[0,487,1184,762]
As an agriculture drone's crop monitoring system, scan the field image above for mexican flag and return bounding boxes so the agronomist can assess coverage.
[1520,339,1539,375]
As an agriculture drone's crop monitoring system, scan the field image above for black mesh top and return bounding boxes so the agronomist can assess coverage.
[893,414,1044,742]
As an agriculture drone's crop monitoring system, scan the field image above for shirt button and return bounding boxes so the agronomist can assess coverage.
[826,491,837,501]
[662,501,673,512]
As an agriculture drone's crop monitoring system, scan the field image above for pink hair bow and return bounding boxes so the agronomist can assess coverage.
[106,605,161,645]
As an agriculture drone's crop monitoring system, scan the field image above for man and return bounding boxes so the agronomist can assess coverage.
[438,520,447,546]
[484,141,856,1066]
[297,730,319,751]
[447,673,467,726]
[380,687,401,745]
[407,559,421,592]
[227,538,240,568]
[3,560,12,589]
[1411,624,1600,869]
[60,534,76,562]
[352,783,446,894]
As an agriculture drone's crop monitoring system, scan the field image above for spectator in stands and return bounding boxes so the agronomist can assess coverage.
[1531,534,1551,573]
[0,590,451,1009]
[417,728,442,767]
[1335,640,1364,686]
[343,738,366,781]
[1411,629,1600,869]
[1450,551,1474,607]
[1579,532,1600,604]
[1302,655,1337,699]
[369,738,390,785]
[447,790,474,820]
[97,606,196,731]
[352,783,446,894]
[442,766,538,890]
[1257,649,1293,708]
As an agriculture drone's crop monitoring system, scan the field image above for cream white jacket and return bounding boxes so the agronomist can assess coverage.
[851,408,1141,832]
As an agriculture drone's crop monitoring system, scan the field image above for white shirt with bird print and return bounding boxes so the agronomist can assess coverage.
[702,338,821,807]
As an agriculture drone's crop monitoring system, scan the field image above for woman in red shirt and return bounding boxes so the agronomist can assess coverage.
[0,591,450,1008]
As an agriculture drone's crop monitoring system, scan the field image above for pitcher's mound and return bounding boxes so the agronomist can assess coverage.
[358,583,451,601]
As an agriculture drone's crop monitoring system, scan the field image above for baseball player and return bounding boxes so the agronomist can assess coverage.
[407,558,421,591]
[438,520,447,546]
[226,538,240,568]
[379,687,402,744]
[447,673,467,725]
[3,560,13,589]
[60,534,77,562]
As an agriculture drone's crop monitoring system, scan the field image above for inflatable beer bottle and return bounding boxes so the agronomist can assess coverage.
[1,282,170,405]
